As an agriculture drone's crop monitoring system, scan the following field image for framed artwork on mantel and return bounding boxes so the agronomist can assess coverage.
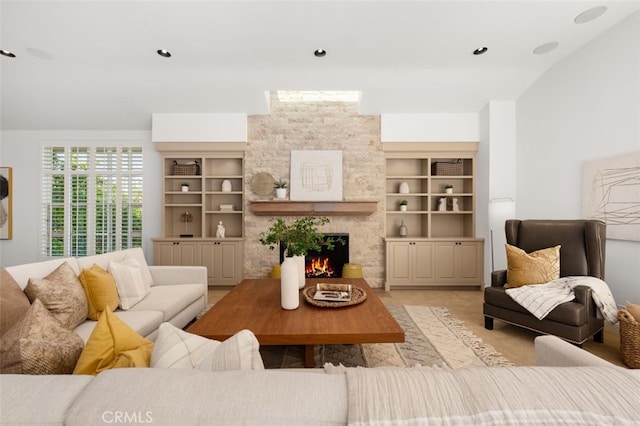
[0,167,12,240]
[290,150,343,201]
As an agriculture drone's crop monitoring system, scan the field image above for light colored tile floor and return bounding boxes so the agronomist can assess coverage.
[207,286,625,367]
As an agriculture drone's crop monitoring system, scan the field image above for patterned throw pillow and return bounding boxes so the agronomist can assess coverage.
[24,262,88,329]
[108,258,151,310]
[505,244,560,288]
[151,323,264,371]
[73,306,154,376]
[0,269,31,338]
[78,264,120,320]
[0,299,84,374]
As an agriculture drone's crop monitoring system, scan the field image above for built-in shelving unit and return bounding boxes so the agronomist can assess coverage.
[152,142,245,286]
[383,142,483,290]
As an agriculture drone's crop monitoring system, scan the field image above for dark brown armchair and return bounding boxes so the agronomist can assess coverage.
[483,219,606,344]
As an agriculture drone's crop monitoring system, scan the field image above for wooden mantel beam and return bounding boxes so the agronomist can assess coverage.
[250,201,378,216]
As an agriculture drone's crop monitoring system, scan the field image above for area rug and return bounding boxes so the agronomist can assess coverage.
[259,305,514,369]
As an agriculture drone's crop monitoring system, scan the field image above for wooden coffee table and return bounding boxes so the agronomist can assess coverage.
[187,278,405,367]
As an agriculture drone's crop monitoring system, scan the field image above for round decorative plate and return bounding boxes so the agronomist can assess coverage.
[251,172,275,196]
[303,286,367,308]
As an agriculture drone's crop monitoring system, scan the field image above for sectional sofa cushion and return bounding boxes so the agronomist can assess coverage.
[73,307,154,376]
[78,264,119,320]
[151,323,264,371]
[128,284,204,322]
[24,261,88,329]
[64,368,348,426]
[0,269,30,338]
[108,258,150,310]
[505,244,560,287]
[0,299,84,374]
[0,374,93,425]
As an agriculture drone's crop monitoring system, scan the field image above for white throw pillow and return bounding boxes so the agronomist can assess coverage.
[108,258,150,310]
[151,322,264,371]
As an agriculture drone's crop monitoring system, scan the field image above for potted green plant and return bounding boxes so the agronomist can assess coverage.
[259,216,339,258]
[274,179,288,199]
[399,200,408,211]
[260,216,342,309]
[445,184,453,194]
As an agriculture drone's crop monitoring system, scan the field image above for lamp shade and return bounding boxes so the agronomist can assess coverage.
[488,198,515,231]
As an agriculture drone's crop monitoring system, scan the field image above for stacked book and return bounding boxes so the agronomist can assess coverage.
[313,283,353,302]
[219,204,234,212]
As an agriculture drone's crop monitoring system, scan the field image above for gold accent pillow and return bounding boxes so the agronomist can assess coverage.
[78,264,119,320]
[505,244,560,288]
[73,306,154,376]
[0,299,84,374]
[24,262,88,330]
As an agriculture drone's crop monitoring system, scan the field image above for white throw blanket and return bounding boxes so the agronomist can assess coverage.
[505,276,618,324]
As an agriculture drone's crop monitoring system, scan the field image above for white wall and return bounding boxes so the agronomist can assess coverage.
[381,113,479,142]
[479,101,517,284]
[0,131,161,267]
[516,11,640,305]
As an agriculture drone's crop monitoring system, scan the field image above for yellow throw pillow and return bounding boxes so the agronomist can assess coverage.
[73,306,153,376]
[505,244,560,288]
[78,264,119,321]
[626,302,640,322]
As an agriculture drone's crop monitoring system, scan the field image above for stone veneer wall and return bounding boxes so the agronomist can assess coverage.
[244,93,386,287]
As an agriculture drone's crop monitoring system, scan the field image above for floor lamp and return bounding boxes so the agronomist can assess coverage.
[488,198,516,272]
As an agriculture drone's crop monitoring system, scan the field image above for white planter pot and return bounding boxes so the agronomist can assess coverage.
[275,188,287,199]
[293,255,306,289]
[400,205,407,212]
[280,257,299,310]
[445,187,453,194]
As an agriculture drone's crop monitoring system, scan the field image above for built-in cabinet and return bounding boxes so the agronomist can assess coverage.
[383,143,484,289]
[152,142,245,286]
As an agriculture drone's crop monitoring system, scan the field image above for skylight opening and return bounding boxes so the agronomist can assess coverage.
[276,91,360,103]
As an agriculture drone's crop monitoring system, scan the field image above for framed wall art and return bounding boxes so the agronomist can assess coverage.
[290,150,343,201]
[582,151,640,241]
[0,167,12,240]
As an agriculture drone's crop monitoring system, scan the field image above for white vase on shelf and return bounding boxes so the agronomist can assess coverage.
[280,257,299,310]
[222,180,232,192]
[399,182,409,194]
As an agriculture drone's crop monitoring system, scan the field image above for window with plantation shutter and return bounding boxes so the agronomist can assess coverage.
[41,146,143,257]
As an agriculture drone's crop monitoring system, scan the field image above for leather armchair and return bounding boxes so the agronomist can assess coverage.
[483,219,606,345]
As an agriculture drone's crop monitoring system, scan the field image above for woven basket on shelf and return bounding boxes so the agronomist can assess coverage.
[431,160,463,176]
[172,160,199,176]
[619,309,640,369]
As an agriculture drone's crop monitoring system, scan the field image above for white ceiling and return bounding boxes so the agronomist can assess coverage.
[1,0,639,130]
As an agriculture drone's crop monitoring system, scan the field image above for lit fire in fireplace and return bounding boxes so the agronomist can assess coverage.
[305,257,336,278]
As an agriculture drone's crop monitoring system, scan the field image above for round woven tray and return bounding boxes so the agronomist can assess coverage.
[303,286,367,308]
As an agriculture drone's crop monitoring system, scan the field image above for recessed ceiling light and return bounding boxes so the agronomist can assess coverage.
[533,41,559,55]
[0,49,16,58]
[314,49,327,58]
[473,47,488,55]
[157,49,171,58]
[574,5,607,24]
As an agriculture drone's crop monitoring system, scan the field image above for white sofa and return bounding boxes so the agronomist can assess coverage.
[3,248,207,342]
[1,336,638,425]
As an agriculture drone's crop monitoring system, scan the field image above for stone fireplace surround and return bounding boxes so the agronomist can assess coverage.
[243,94,386,288]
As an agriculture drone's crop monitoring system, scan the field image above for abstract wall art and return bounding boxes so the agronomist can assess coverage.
[0,167,12,240]
[582,151,640,241]
[290,150,343,201]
